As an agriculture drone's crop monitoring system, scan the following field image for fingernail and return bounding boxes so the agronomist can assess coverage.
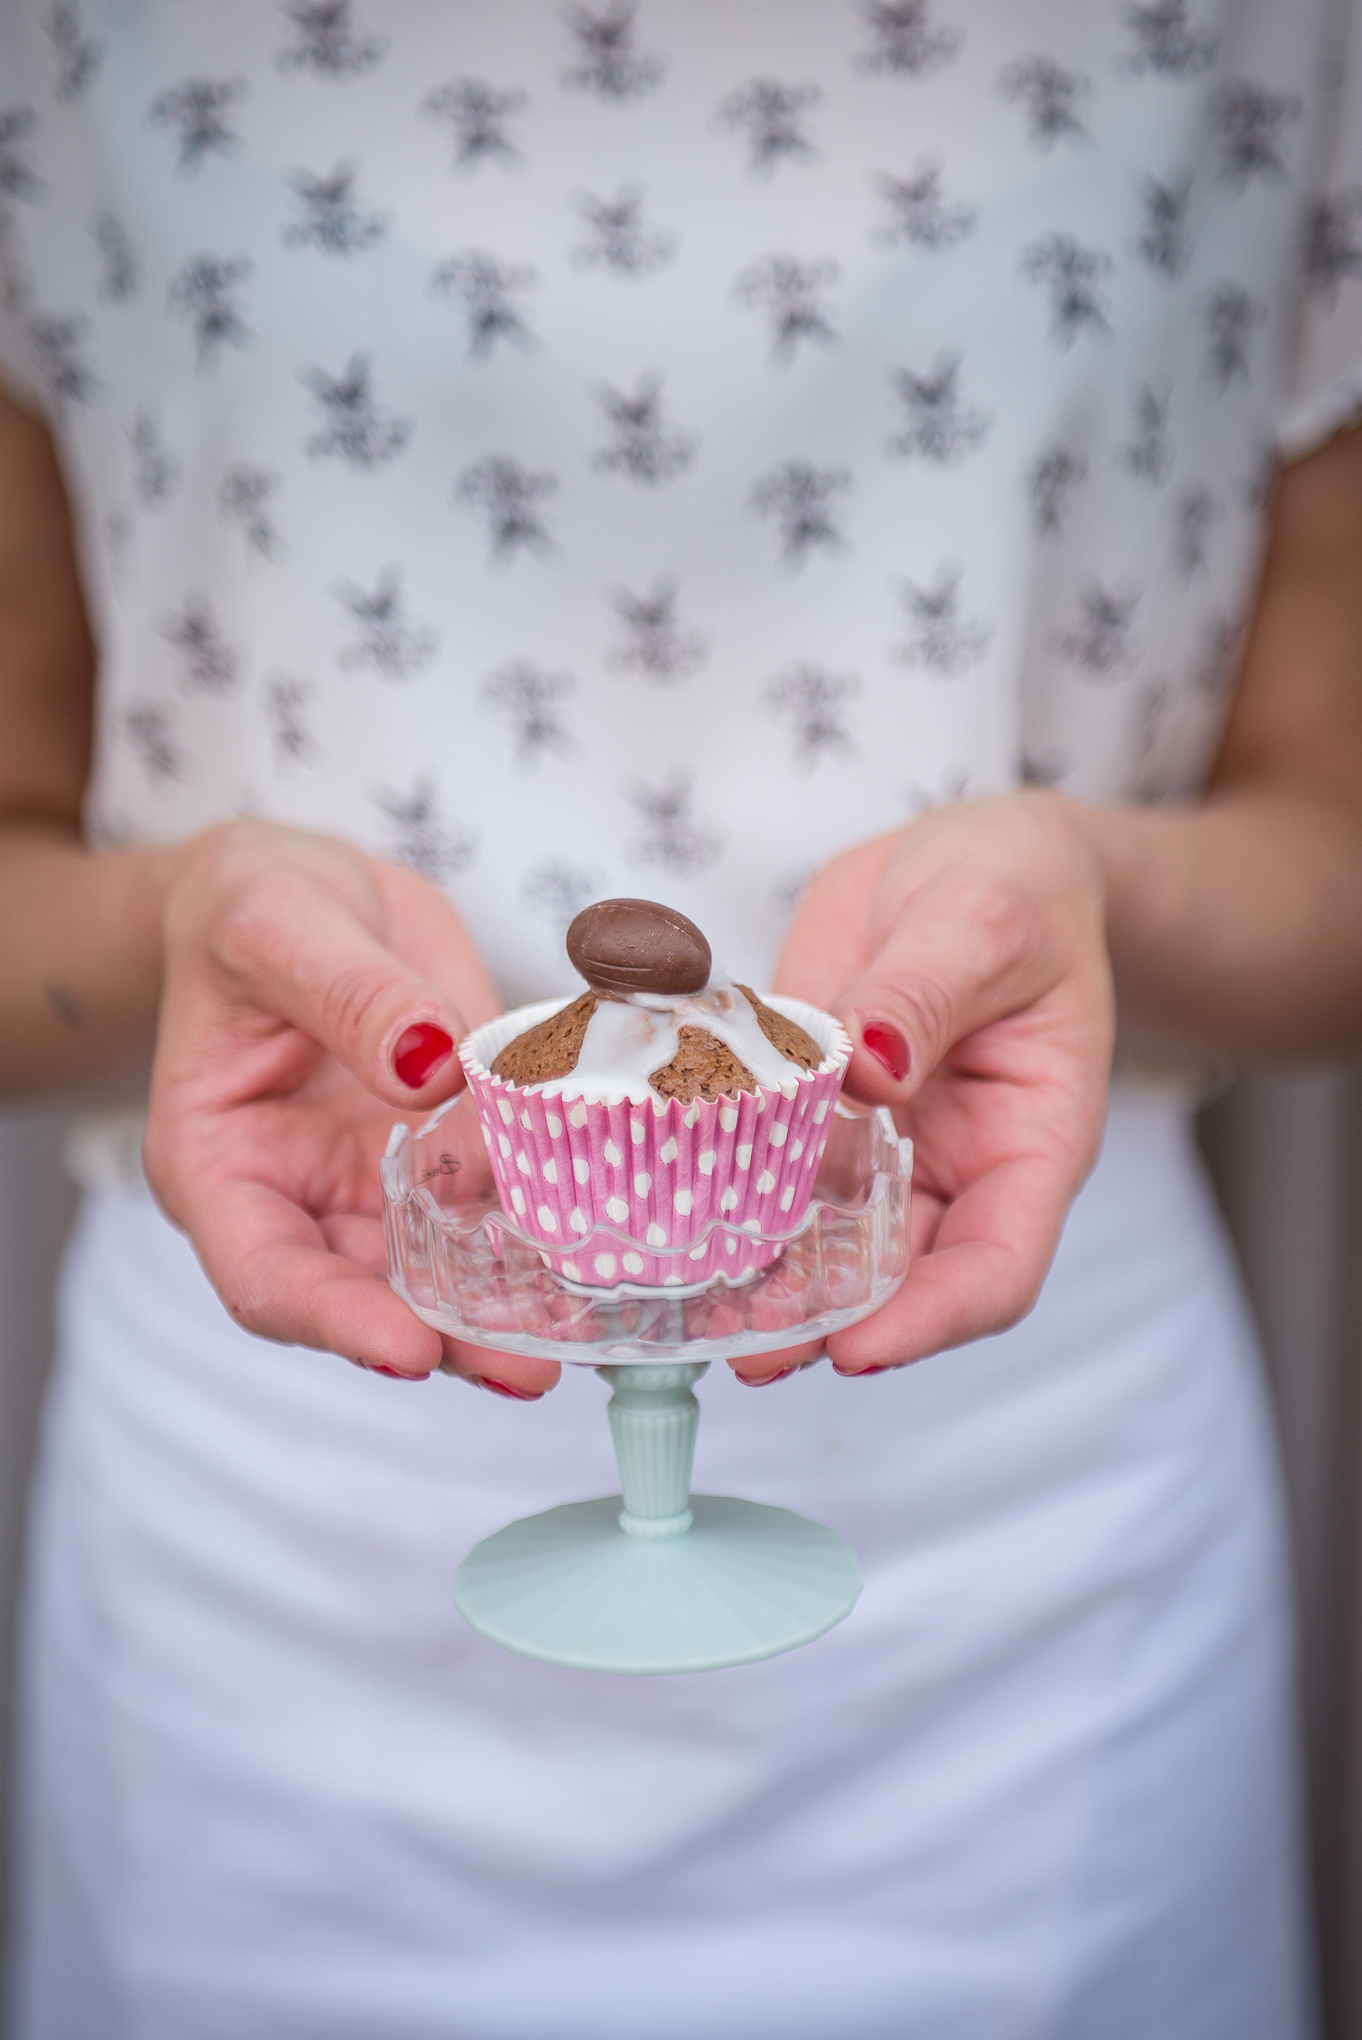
[859,1019,910,1083]
[367,1363,427,1381]
[833,1363,894,1378]
[393,1022,454,1090]
[475,1377,545,1401]
[738,1366,795,1388]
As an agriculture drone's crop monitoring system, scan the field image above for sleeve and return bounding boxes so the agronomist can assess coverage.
[1277,0,1362,460]
[0,216,48,420]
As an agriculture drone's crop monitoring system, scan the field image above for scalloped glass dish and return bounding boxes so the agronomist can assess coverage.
[381,1087,912,1675]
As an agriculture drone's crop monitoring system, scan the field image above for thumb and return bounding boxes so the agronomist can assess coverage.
[208,868,468,1107]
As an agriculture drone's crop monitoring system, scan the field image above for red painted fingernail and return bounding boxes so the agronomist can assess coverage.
[739,1366,795,1387]
[393,1022,454,1090]
[368,1364,426,1381]
[476,1378,545,1401]
[860,1020,910,1083]
[833,1363,893,1377]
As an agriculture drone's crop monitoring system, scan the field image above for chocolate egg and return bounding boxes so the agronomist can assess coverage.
[567,898,712,997]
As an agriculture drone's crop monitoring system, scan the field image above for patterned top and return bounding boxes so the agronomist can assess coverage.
[1,0,1361,1003]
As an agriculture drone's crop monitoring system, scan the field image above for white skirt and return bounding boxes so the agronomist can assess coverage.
[7,1083,1316,2039]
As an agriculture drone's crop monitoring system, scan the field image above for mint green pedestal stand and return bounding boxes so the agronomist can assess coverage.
[454,1362,863,1675]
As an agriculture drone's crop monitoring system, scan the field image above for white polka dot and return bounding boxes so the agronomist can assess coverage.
[537,1204,558,1229]
[697,1149,716,1175]
[606,1196,629,1223]
[573,1156,591,1184]
[516,1151,532,1174]
[663,1274,684,1286]
[634,1171,651,1195]
[570,1208,588,1233]
[570,1102,589,1129]
[756,1170,776,1194]
[510,1188,526,1215]
[546,1113,562,1138]
[736,1144,752,1170]
[520,1110,533,1130]
[742,1217,762,1233]
[646,1223,667,1246]
[684,1104,700,1128]
[563,1261,581,1281]
[769,1121,788,1147]
[652,1094,668,1116]
[497,1099,515,1125]
[541,1158,557,1184]
[623,1252,644,1275]
[791,1139,803,1160]
[755,1093,767,1113]
[720,1187,739,1212]
[630,1117,646,1145]
[779,1185,795,1211]
[604,1139,622,1166]
[660,1137,678,1163]
[673,1189,693,1215]
[719,1106,739,1133]
[813,1099,830,1123]
[498,1133,512,1157]
[688,1242,708,1261]
[594,1253,617,1278]
[724,1233,737,1254]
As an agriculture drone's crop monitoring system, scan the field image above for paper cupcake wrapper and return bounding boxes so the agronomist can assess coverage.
[460,996,851,1291]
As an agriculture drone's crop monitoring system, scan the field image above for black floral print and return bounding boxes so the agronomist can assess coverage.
[887,353,990,461]
[1303,191,1362,307]
[1117,385,1172,485]
[749,459,851,565]
[1213,82,1302,192]
[1027,445,1086,534]
[1172,485,1218,576]
[1058,582,1140,678]
[130,410,178,507]
[284,162,388,255]
[522,858,604,928]
[1135,176,1192,278]
[125,702,184,782]
[92,213,139,303]
[49,2,104,102]
[1199,282,1263,386]
[266,677,321,765]
[733,257,839,361]
[717,80,821,175]
[875,163,977,250]
[278,2,384,79]
[1194,614,1245,703]
[483,661,576,764]
[562,5,666,101]
[164,598,238,694]
[627,772,723,875]
[764,664,859,766]
[337,569,438,677]
[373,776,474,882]
[220,465,283,558]
[0,108,42,202]
[431,252,537,356]
[609,579,708,681]
[999,57,1089,149]
[895,566,992,674]
[573,185,677,275]
[31,313,98,406]
[902,764,969,812]
[423,79,528,170]
[1020,747,1070,788]
[146,78,247,171]
[456,455,557,560]
[168,255,253,366]
[301,354,409,467]
[591,377,697,485]
[1118,3,1216,79]
[857,3,962,79]
[1021,234,1112,344]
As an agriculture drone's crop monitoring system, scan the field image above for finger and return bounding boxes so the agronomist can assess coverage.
[209,869,468,1108]
[826,1152,1068,1372]
[189,1174,444,1376]
[370,862,504,1032]
[729,1340,826,1385]
[438,1338,562,1399]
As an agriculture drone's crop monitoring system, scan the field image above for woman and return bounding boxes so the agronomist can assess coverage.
[2,2,1361,2033]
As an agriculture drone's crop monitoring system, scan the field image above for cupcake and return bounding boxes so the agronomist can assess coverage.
[459,899,851,1293]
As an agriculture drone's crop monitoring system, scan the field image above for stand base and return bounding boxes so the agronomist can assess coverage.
[454,1494,862,1674]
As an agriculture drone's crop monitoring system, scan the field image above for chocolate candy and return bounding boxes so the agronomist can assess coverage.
[567,898,712,997]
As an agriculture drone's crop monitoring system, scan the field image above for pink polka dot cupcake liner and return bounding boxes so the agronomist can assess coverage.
[460,997,852,1293]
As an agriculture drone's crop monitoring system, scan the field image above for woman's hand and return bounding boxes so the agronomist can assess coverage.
[731,793,1114,1383]
[144,819,563,1396]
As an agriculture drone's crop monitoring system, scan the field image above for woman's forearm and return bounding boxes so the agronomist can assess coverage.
[0,822,181,1092]
[1072,784,1362,1061]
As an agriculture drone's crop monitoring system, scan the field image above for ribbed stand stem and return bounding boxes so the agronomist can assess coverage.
[596,1362,709,1539]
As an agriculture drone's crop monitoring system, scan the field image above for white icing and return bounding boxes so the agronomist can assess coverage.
[535,980,820,1104]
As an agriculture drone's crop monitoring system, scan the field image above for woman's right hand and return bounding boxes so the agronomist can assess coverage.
[143,818,564,1397]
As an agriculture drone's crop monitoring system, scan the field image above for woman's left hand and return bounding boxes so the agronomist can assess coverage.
[730,792,1114,1385]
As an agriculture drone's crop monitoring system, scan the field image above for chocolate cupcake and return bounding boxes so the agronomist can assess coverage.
[460,899,851,1292]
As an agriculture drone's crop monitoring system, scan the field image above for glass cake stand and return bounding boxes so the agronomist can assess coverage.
[382,1090,911,1675]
